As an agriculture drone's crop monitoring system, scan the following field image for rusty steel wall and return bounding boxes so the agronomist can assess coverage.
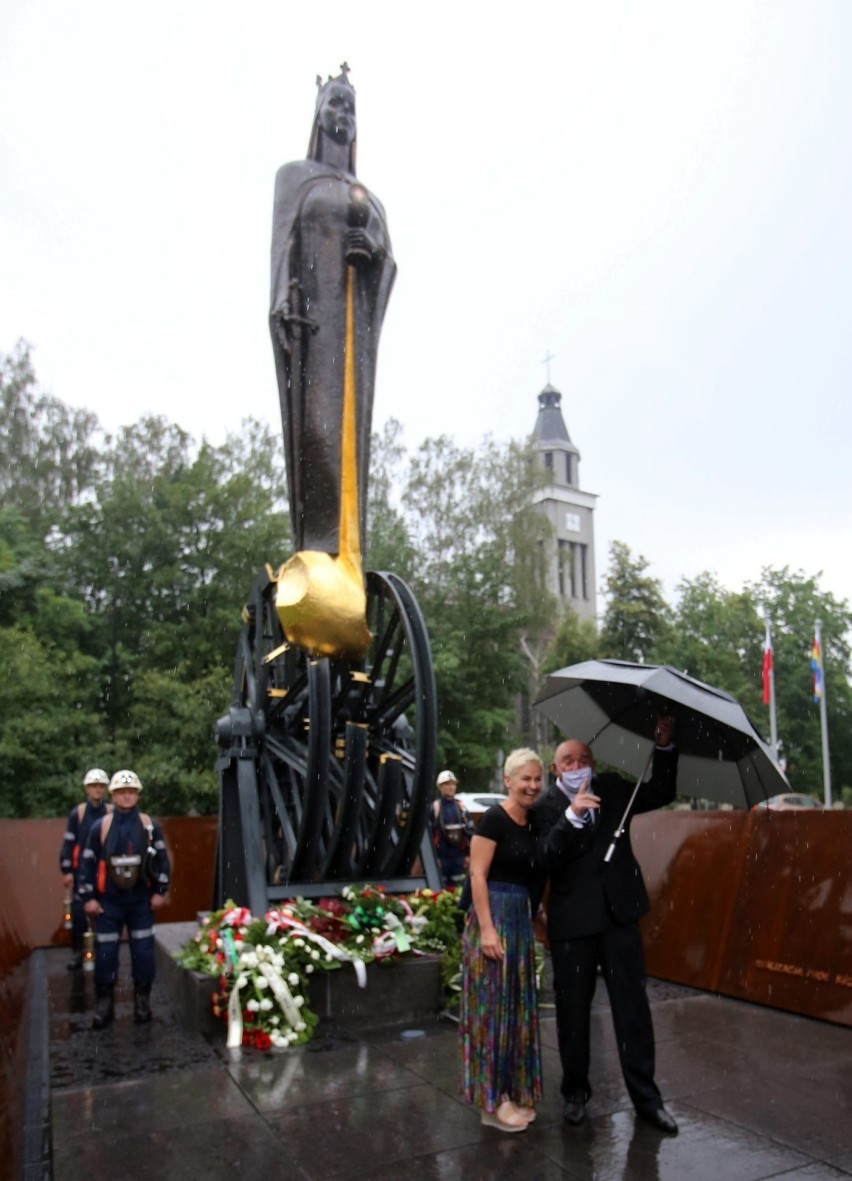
[636,809,852,1027]
[0,816,218,979]
[1,811,850,1026]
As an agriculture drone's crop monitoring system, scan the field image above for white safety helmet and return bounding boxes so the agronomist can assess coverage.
[109,769,143,793]
[83,768,110,787]
[436,770,458,787]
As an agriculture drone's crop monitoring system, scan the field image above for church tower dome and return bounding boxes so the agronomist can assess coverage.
[533,383,581,488]
[531,383,598,622]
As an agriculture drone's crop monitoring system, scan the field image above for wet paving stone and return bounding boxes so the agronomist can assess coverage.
[47,947,220,1091]
[45,947,852,1181]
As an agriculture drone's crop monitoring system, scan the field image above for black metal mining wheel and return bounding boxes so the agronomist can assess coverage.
[214,567,437,911]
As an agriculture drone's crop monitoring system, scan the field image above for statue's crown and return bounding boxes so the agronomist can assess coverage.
[316,62,354,96]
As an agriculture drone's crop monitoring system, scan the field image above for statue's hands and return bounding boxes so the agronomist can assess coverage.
[345,227,382,267]
[271,305,292,352]
[271,280,317,346]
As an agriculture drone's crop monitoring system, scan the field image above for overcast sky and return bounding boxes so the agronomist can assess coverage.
[2,1,850,615]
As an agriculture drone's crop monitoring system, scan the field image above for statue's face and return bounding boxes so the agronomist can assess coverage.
[318,83,356,145]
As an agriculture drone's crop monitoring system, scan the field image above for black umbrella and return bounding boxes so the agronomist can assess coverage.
[534,659,788,812]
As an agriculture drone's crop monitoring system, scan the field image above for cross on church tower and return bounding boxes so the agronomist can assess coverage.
[541,350,556,384]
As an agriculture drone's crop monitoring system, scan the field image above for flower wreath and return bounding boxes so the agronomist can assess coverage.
[175,885,465,1050]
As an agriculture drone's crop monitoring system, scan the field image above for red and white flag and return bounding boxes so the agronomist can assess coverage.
[762,620,773,706]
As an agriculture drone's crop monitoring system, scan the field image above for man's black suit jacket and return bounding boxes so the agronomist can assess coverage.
[530,749,678,941]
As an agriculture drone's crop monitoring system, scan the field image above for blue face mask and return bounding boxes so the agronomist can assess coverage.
[558,767,593,796]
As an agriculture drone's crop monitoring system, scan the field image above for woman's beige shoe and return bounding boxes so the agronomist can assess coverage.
[481,1103,529,1133]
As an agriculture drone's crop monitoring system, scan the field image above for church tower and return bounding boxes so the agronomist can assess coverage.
[532,384,598,623]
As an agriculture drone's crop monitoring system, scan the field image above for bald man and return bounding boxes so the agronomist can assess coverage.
[530,718,679,1135]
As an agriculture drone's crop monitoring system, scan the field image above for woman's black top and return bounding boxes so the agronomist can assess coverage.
[476,804,541,887]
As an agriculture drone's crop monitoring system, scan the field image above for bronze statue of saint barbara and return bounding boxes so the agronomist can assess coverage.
[269,65,396,658]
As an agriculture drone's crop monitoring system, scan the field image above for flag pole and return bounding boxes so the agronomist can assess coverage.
[762,610,780,765]
[813,620,833,808]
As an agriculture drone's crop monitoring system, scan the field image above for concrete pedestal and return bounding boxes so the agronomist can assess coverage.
[155,921,444,1039]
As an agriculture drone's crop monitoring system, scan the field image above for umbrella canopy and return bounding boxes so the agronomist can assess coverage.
[534,659,788,809]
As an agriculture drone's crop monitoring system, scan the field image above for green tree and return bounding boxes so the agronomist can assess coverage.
[0,607,105,818]
[0,507,51,624]
[656,573,764,719]
[58,416,290,769]
[401,435,555,785]
[366,418,417,578]
[0,340,102,529]
[748,567,852,800]
[542,608,600,677]
[529,607,601,757]
[0,504,109,815]
[0,347,298,814]
[121,665,229,814]
[600,541,672,662]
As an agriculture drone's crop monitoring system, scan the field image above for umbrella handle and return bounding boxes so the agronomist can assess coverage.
[603,749,654,864]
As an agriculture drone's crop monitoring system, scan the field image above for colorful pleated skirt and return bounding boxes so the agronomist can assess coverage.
[458,881,543,1111]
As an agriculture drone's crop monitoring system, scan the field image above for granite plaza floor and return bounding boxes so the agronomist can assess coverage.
[46,946,851,1181]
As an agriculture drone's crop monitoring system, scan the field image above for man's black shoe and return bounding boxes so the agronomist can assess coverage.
[637,1106,678,1135]
[563,1095,587,1125]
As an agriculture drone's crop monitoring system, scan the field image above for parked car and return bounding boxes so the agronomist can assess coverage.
[752,793,824,812]
[455,792,506,822]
